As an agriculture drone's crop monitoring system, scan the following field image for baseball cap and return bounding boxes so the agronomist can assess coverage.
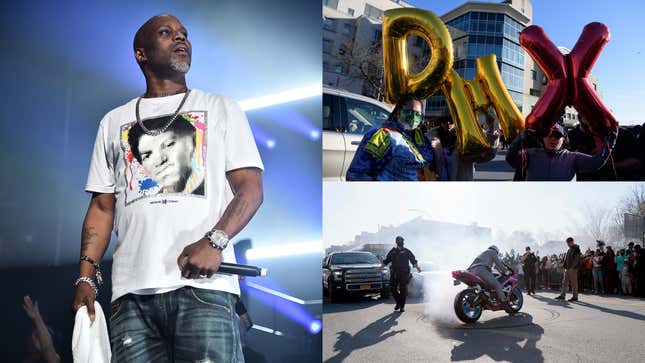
[548,123,565,138]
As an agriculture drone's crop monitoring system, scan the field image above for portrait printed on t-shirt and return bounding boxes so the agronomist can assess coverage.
[121,112,206,205]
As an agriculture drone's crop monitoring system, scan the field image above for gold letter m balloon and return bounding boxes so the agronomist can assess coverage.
[442,55,525,160]
[382,9,524,161]
[382,8,453,104]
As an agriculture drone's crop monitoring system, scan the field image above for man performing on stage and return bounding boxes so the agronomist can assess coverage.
[382,236,421,313]
[71,14,263,362]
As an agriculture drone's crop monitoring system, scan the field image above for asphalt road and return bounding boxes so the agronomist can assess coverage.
[474,150,515,181]
[323,291,645,363]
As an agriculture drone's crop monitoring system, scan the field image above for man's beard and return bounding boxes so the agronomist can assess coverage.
[170,59,190,73]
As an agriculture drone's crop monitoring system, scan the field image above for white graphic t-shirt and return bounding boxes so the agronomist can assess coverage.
[85,89,263,301]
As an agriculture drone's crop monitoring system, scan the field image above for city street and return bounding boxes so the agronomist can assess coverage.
[323,291,645,363]
[474,150,515,181]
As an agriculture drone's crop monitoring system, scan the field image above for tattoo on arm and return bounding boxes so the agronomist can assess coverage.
[81,227,98,254]
[82,227,97,243]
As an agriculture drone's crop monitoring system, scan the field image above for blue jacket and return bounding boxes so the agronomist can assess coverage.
[346,121,435,181]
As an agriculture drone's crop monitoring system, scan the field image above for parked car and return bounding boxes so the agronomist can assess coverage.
[323,87,393,180]
[408,261,435,298]
[323,251,390,303]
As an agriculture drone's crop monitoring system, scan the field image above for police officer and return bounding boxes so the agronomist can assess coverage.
[382,236,421,312]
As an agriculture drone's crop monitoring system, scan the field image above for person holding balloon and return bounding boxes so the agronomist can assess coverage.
[346,95,436,181]
[506,123,616,181]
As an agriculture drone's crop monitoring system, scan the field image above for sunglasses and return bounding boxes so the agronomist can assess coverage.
[401,110,423,117]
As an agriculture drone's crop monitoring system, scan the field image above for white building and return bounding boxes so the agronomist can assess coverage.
[323,0,426,100]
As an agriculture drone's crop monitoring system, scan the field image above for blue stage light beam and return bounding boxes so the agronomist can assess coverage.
[245,281,321,335]
[248,122,277,150]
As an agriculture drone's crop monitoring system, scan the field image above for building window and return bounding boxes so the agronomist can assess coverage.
[323,62,347,75]
[323,38,333,54]
[373,29,382,43]
[323,0,339,10]
[323,18,334,31]
[342,23,353,35]
[413,36,425,47]
[531,70,536,80]
[347,8,355,16]
[364,4,383,20]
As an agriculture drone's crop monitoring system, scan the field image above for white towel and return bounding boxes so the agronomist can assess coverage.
[72,301,111,363]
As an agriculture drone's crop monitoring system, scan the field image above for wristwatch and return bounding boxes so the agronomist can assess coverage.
[205,229,229,250]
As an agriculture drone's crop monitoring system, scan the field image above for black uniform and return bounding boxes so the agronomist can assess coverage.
[383,247,418,309]
[522,252,538,294]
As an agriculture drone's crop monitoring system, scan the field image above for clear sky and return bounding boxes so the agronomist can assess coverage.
[323,182,640,245]
[406,0,645,124]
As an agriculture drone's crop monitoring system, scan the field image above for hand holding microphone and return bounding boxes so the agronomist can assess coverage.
[178,237,267,279]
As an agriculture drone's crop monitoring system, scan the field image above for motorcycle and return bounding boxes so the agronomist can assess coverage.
[451,264,523,324]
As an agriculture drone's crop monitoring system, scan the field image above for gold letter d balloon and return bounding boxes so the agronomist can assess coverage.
[382,8,454,105]
[382,8,525,160]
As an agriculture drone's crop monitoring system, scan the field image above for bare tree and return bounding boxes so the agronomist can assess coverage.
[337,40,385,101]
[336,36,430,102]
[569,204,615,246]
[612,184,645,241]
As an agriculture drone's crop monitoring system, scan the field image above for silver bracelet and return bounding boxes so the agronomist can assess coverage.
[75,277,98,298]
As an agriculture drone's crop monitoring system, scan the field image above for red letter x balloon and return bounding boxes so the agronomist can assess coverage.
[520,22,618,140]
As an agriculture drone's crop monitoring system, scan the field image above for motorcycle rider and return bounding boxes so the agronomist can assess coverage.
[467,245,514,313]
[382,236,421,313]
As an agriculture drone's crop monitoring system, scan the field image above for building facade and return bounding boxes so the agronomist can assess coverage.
[323,0,425,100]
[427,0,533,116]
[323,0,601,127]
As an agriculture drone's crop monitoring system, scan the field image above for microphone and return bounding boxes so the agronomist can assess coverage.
[218,262,267,277]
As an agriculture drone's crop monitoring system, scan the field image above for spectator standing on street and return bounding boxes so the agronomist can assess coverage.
[522,247,538,295]
[615,249,626,294]
[634,245,645,297]
[592,249,605,294]
[621,250,633,296]
[556,237,581,301]
[605,246,617,294]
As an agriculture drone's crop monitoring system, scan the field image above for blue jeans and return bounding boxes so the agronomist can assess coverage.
[592,267,604,293]
[109,287,244,363]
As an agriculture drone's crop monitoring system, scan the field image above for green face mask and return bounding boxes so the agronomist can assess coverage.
[401,110,423,130]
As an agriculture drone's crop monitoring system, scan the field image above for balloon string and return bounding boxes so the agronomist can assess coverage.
[521,139,527,180]
[607,140,617,180]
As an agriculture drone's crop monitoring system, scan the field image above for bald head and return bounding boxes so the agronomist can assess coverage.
[133,14,179,50]
[132,14,191,75]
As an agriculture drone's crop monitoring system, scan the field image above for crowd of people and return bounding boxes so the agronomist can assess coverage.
[509,241,645,298]
[346,95,644,181]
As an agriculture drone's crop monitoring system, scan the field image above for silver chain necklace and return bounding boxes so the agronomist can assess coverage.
[135,89,192,136]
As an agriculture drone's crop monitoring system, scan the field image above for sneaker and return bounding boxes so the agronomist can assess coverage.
[568,297,578,302]
[394,304,400,311]
[399,307,405,313]
[555,295,565,300]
